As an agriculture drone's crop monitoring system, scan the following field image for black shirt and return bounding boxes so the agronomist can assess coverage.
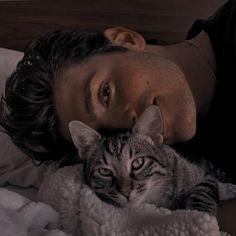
[173,0,236,183]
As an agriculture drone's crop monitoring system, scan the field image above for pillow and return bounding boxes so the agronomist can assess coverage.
[0,48,23,93]
[0,48,47,190]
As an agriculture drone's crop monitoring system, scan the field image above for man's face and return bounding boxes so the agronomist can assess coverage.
[54,49,196,144]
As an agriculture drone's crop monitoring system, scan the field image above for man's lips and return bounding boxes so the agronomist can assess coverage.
[153,97,159,106]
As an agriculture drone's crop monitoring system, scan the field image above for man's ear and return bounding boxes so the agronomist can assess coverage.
[103,26,146,50]
[132,105,163,145]
[68,120,101,159]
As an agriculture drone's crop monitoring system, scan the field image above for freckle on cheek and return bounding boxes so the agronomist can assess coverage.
[146,81,150,85]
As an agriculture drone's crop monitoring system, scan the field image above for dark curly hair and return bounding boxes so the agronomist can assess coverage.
[0,29,128,162]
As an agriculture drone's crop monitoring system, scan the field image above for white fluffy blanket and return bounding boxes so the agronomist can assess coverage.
[0,187,69,236]
[35,164,236,236]
[1,164,235,236]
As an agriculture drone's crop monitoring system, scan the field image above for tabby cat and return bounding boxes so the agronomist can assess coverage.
[69,105,218,215]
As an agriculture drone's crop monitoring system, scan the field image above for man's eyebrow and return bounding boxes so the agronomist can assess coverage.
[84,72,97,121]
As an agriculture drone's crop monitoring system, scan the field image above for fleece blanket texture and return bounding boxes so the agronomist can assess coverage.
[0,187,70,236]
[35,164,236,236]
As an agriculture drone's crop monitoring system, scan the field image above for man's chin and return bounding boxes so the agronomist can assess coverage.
[164,131,196,145]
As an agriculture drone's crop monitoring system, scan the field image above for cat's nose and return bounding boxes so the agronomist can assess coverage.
[117,176,131,200]
[117,185,131,200]
[122,191,130,200]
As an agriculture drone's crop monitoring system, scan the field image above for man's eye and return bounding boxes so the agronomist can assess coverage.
[102,82,110,106]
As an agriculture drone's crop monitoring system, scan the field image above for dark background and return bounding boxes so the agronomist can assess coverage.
[0,0,224,51]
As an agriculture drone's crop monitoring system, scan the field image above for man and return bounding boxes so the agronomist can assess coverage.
[1,0,236,234]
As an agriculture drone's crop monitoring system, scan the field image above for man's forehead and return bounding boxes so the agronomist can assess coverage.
[57,61,93,83]
[54,59,100,141]
[58,51,133,81]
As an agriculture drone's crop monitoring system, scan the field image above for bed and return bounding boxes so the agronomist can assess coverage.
[1,0,232,235]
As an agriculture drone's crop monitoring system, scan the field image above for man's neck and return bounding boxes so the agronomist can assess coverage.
[148,31,217,118]
[175,31,216,118]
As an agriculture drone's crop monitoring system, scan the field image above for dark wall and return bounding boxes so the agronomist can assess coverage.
[0,0,224,51]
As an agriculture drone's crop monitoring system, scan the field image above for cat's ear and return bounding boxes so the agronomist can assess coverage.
[132,105,163,145]
[68,120,101,159]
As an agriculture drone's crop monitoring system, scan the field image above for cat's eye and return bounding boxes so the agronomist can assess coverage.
[132,157,144,170]
[98,168,113,177]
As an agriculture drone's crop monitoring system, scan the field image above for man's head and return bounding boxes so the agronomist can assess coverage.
[0,27,196,161]
[55,27,196,144]
[0,28,129,161]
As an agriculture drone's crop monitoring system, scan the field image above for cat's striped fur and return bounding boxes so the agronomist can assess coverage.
[69,106,219,215]
[83,131,218,214]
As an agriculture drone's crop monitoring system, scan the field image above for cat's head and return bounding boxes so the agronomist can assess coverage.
[69,105,168,207]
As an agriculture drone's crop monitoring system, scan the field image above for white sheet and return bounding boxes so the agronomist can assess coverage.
[0,187,69,236]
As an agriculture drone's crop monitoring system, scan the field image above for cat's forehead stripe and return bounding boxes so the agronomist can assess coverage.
[101,134,132,162]
[103,139,114,156]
